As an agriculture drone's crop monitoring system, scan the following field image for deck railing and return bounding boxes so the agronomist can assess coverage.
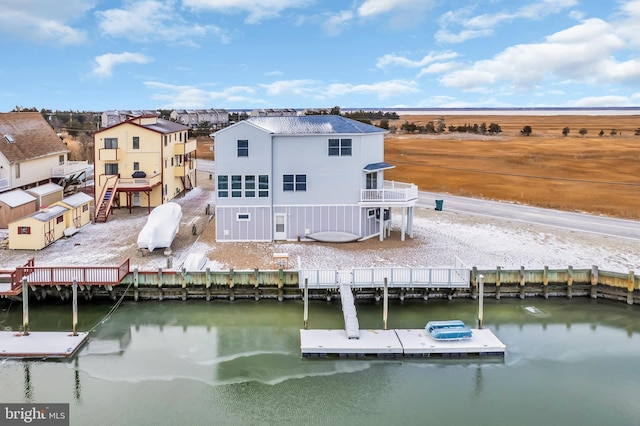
[51,161,90,177]
[117,173,162,189]
[14,258,130,286]
[361,180,418,203]
[299,265,470,289]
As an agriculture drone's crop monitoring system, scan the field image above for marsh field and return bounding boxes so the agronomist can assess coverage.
[195,114,640,220]
[381,114,640,219]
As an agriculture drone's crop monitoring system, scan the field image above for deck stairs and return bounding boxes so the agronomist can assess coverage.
[95,176,119,223]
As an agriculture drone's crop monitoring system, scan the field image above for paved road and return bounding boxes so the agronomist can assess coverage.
[417,191,640,241]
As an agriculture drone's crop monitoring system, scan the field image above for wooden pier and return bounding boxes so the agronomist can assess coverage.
[0,331,89,359]
[299,328,505,358]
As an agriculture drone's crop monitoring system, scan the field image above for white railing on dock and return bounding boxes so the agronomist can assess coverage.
[360,180,418,203]
[299,263,470,290]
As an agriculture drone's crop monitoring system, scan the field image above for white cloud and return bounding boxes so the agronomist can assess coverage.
[92,52,151,78]
[440,19,640,92]
[322,10,354,36]
[0,0,95,44]
[325,79,419,99]
[183,0,311,24]
[357,0,425,17]
[143,81,262,108]
[260,80,319,96]
[416,62,459,77]
[376,51,458,69]
[437,0,578,44]
[569,95,635,107]
[96,0,229,44]
[357,0,435,28]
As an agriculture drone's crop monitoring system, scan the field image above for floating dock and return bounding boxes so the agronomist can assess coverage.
[0,331,89,359]
[300,328,505,358]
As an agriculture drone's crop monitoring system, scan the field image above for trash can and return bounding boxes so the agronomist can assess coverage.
[435,200,443,211]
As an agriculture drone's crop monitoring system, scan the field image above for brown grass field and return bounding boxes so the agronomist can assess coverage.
[192,114,640,220]
[381,114,640,219]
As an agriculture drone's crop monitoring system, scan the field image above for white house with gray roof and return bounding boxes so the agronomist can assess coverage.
[213,115,417,242]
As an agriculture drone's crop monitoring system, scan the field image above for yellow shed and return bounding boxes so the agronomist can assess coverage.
[53,192,94,231]
[8,205,69,250]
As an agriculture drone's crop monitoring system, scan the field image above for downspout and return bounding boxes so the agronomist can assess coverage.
[160,133,164,204]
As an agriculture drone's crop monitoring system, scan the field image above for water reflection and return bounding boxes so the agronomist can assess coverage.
[0,298,639,426]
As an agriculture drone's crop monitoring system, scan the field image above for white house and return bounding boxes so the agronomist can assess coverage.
[213,115,417,242]
[0,112,89,194]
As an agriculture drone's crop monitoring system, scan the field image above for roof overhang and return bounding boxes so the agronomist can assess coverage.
[363,162,395,172]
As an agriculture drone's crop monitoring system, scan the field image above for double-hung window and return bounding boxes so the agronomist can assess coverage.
[366,172,377,189]
[237,140,249,157]
[105,138,118,149]
[231,175,242,197]
[258,175,269,197]
[283,174,306,191]
[245,175,255,198]
[133,136,140,149]
[217,175,229,197]
[328,138,352,156]
[105,163,119,175]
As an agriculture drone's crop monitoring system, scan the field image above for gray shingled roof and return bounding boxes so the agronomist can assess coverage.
[246,115,387,135]
[0,112,69,163]
[142,118,189,134]
[60,192,93,208]
[30,205,68,222]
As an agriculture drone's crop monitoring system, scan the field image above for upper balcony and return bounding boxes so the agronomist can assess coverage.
[174,139,197,155]
[99,148,120,161]
[360,181,418,205]
[51,161,90,178]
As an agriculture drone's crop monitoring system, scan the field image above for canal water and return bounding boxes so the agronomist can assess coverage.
[0,298,639,425]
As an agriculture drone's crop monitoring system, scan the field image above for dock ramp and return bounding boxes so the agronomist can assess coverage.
[340,284,360,339]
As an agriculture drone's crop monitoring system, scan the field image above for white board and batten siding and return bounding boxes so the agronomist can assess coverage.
[215,206,272,242]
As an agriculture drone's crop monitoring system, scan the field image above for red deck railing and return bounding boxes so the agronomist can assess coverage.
[13,258,130,287]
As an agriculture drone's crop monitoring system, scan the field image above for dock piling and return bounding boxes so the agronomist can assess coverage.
[383,278,388,331]
[303,278,309,330]
[72,279,78,336]
[22,277,29,336]
[478,274,484,329]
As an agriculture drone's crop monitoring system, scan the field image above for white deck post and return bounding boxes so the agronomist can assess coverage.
[22,277,29,336]
[72,279,78,336]
[383,277,389,330]
[478,274,484,329]
[303,278,309,330]
[401,207,406,241]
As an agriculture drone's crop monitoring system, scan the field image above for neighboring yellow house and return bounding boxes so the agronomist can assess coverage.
[8,205,68,250]
[52,192,93,230]
[93,114,197,222]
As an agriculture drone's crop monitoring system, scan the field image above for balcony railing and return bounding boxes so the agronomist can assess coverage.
[51,161,90,177]
[99,148,120,161]
[118,173,162,189]
[360,180,418,203]
[174,139,197,155]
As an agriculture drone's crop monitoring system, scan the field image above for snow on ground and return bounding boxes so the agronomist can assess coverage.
[1,182,639,274]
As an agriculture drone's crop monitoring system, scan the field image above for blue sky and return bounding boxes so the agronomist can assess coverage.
[1,0,639,111]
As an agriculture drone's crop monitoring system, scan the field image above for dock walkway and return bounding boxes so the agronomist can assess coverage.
[0,331,89,359]
[300,328,505,358]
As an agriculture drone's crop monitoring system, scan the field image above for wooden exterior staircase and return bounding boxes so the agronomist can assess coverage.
[95,175,119,223]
